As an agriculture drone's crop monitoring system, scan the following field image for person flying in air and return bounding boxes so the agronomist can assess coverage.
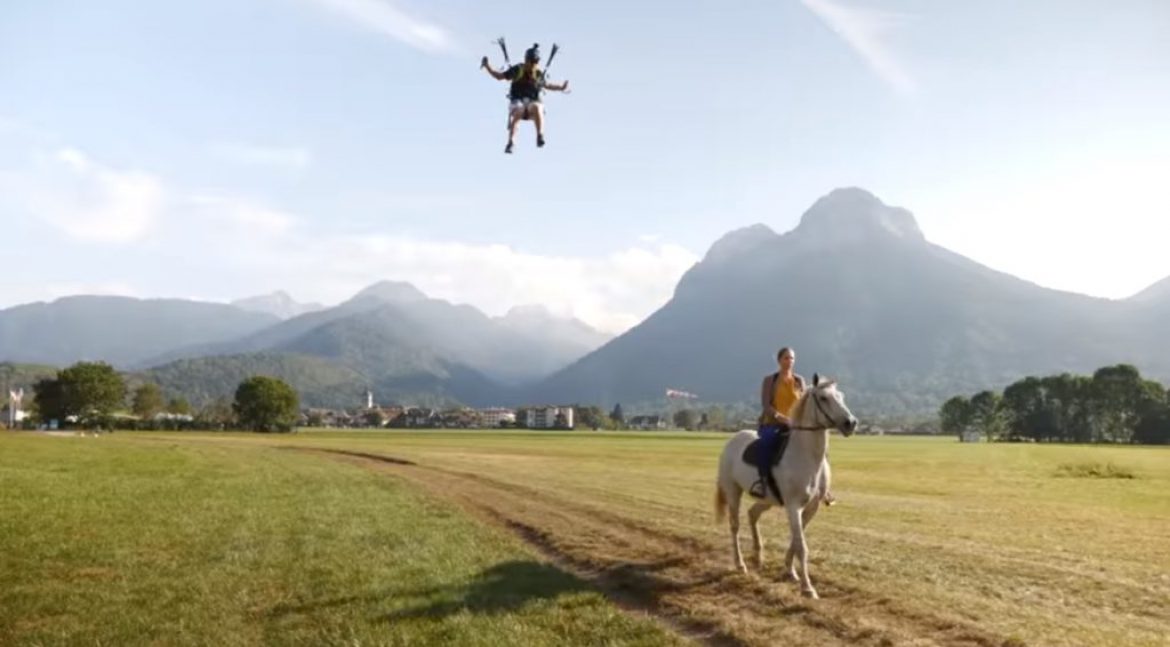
[481,43,570,154]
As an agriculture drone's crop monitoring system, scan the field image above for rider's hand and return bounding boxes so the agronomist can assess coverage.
[480,56,489,69]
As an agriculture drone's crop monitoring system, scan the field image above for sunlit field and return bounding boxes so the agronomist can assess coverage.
[3,431,1167,646]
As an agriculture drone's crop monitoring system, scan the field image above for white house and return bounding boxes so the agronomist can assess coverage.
[524,406,574,429]
[629,415,667,430]
[479,407,517,427]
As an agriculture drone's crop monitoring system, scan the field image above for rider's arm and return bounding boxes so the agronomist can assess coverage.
[760,376,788,425]
[544,79,569,92]
[481,58,508,81]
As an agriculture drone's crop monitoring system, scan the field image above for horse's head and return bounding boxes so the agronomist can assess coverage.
[808,373,859,437]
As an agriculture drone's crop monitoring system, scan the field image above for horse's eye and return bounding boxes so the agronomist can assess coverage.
[819,395,829,402]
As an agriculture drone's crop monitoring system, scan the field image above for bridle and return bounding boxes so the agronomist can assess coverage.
[792,389,848,432]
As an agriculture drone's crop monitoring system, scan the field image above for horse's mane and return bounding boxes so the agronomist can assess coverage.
[790,389,812,427]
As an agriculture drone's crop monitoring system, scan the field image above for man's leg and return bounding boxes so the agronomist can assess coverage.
[506,105,522,153]
[532,103,546,147]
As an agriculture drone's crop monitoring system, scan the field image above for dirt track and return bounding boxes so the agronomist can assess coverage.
[309,448,1020,647]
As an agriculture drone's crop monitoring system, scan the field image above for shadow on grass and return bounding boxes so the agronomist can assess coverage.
[264,560,592,621]
[265,557,703,621]
[381,560,593,622]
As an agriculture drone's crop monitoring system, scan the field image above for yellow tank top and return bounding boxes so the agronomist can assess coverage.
[772,373,801,418]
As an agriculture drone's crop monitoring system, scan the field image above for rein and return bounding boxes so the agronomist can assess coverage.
[790,390,846,432]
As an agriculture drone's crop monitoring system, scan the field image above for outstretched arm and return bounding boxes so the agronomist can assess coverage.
[544,79,570,92]
[481,57,508,80]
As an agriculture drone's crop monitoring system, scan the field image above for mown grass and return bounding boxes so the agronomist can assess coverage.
[164,430,1170,647]
[0,433,682,646]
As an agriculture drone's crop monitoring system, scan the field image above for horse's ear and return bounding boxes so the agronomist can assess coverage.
[813,372,820,387]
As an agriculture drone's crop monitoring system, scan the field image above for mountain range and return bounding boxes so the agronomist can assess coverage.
[530,188,1170,418]
[0,281,611,410]
[3,187,1168,418]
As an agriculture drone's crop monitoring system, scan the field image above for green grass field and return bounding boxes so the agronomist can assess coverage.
[3,430,1168,646]
[0,434,681,646]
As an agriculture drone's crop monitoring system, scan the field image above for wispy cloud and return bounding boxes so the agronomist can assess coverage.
[2,144,695,333]
[4,148,167,244]
[211,142,312,170]
[302,0,455,54]
[180,199,697,333]
[800,0,915,94]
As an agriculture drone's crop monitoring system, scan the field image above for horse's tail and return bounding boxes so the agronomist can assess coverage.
[714,485,728,524]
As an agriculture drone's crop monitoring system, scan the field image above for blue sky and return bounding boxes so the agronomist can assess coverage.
[2,0,1168,331]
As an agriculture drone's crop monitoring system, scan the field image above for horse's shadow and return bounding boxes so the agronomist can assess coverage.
[265,557,710,624]
[381,559,591,622]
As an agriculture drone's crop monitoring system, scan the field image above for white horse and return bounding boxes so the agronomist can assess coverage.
[714,374,857,599]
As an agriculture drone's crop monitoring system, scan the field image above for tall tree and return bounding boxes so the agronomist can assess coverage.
[32,377,65,424]
[167,397,192,416]
[574,405,608,430]
[233,376,299,433]
[673,408,700,430]
[1039,373,1091,442]
[1134,386,1170,445]
[1090,365,1152,443]
[969,390,1005,441]
[939,395,973,436]
[34,362,126,427]
[132,383,165,420]
[610,403,625,427]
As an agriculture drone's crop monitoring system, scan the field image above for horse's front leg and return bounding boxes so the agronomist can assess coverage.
[785,502,818,598]
[747,501,770,570]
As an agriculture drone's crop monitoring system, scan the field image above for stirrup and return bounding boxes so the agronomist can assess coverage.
[749,479,767,498]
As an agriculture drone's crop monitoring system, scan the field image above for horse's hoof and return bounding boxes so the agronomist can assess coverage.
[786,570,800,583]
[736,563,749,575]
[802,588,819,599]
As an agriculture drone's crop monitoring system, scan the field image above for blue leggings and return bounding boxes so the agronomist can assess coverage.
[757,423,790,485]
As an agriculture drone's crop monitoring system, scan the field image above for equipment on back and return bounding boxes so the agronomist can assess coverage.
[491,38,562,100]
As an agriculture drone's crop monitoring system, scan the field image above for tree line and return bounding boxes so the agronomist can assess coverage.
[939,364,1170,444]
[28,361,299,433]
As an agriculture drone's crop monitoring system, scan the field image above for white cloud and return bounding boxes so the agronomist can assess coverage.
[800,0,916,94]
[262,231,697,334]
[0,139,692,332]
[10,148,167,243]
[301,0,455,54]
[188,194,297,235]
[211,142,312,170]
[144,192,696,334]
